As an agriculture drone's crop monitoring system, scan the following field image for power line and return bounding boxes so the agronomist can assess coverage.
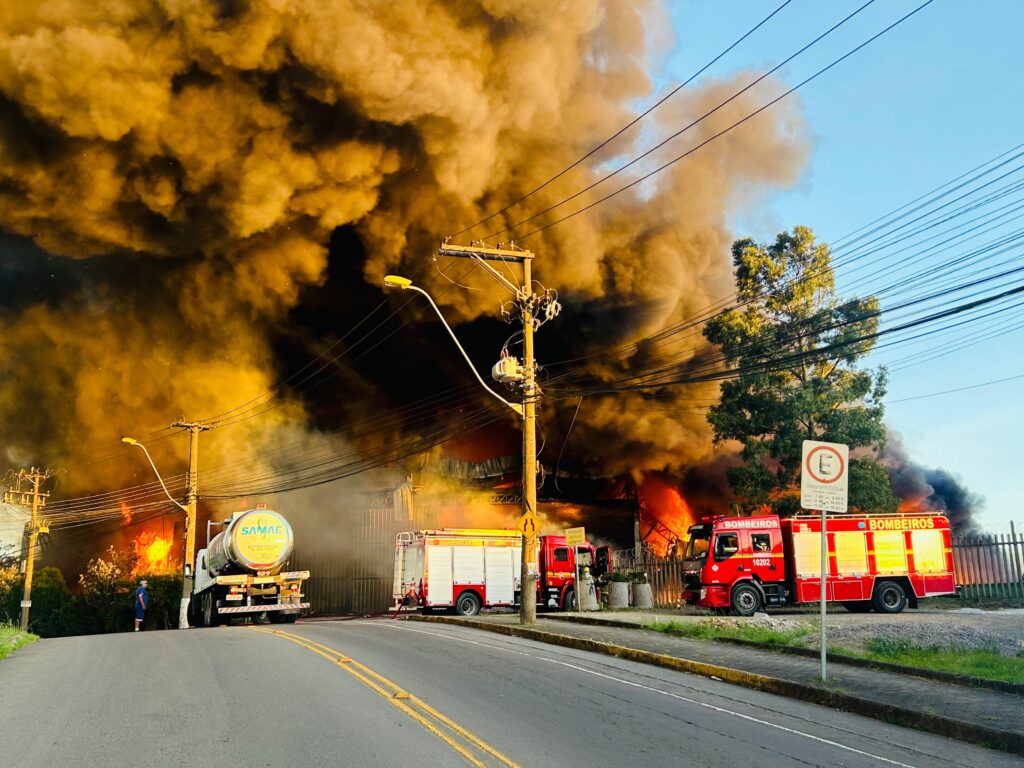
[451,0,796,237]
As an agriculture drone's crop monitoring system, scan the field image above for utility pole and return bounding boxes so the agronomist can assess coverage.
[4,468,54,631]
[170,421,213,629]
[437,241,560,625]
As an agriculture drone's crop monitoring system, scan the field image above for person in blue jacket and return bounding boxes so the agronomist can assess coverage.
[134,580,148,632]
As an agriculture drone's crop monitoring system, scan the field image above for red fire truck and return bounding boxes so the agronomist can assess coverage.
[393,528,612,616]
[681,513,956,615]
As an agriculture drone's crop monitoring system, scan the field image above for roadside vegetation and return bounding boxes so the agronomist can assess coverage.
[645,618,1024,684]
[647,618,815,646]
[846,638,1024,685]
[0,544,182,637]
[0,621,38,661]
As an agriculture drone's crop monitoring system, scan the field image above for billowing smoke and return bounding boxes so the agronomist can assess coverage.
[880,432,982,531]
[0,1,808,503]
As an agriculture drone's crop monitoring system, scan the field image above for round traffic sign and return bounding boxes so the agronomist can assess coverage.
[805,445,846,484]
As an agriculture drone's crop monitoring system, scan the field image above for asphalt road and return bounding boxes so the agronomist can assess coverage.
[1,619,1019,768]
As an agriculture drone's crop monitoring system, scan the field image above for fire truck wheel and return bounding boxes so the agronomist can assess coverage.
[563,587,576,611]
[269,612,297,624]
[730,582,763,617]
[251,611,270,625]
[872,581,908,614]
[455,591,482,617]
[843,600,873,613]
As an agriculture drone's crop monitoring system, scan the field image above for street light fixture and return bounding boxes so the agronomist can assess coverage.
[122,437,187,513]
[384,275,522,416]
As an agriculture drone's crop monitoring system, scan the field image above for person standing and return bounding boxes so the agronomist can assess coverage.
[134,579,148,632]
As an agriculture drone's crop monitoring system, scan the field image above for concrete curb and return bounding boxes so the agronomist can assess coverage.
[543,614,1024,695]
[409,615,1024,756]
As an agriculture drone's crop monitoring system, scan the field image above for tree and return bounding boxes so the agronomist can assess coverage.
[704,226,897,515]
[79,546,138,632]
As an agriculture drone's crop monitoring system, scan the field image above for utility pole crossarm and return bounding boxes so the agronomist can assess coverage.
[438,243,534,298]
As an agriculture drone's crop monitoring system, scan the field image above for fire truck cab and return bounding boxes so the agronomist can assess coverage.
[681,513,956,616]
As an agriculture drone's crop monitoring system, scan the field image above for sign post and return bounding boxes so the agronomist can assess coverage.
[800,440,849,682]
[565,527,586,613]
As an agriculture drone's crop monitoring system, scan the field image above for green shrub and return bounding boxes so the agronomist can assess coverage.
[0,568,73,637]
[608,571,631,582]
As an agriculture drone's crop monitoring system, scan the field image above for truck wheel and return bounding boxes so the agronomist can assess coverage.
[251,611,269,625]
[872,581,907,614]
[454,591,481,617]
[562,587,576,611]
[843,600,873,613]
[730,583,762,617]
[269,612,297,624]
[202,592,214,628]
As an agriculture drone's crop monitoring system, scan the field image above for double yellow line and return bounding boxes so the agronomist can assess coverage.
[250,627,519,768]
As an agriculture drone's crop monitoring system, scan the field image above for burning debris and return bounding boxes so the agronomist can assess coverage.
[132,530,176,577]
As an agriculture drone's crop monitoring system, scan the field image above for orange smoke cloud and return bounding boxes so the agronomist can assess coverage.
[0,1,809,501]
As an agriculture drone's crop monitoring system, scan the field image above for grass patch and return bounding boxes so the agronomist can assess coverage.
[646,619,815,646]
[838,638,1024,685]
[0,622,39,661]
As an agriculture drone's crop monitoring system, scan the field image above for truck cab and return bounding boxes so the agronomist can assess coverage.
[681,514,787,615]
[538,535,597,609]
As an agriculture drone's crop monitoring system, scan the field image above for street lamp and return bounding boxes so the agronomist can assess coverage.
[122,436,191,629]
[122,438,187,513]
[383,276,522,416]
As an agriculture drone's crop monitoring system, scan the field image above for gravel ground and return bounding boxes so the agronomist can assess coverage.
[693,609,1024,655]
[800,620,1024,655]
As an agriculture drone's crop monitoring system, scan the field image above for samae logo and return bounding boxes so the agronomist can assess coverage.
[241,515,283,536]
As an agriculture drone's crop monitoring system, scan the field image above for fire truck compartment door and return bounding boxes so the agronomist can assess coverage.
[427,546,454,605]
[453,546,485,584]
[485,546,515,604]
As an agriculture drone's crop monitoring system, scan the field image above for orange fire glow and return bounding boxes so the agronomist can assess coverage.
[120,501,132,525]
[640,474,696,556]
[133,531,177,576]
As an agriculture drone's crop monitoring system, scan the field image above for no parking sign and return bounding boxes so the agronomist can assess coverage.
[800,440,849,513]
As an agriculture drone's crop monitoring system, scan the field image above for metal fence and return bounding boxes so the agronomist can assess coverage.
[952,526,1024,600]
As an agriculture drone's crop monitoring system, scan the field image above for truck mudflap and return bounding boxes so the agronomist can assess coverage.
[215,570,310,586]
[217,602,310,614]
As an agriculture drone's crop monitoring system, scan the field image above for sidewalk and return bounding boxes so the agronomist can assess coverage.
[409,613,1024,755]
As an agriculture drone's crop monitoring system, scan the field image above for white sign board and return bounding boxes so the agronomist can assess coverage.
[800,440,849,513]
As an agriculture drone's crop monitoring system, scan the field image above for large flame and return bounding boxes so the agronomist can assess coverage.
[639,473,695,555]
[132,530,177,576]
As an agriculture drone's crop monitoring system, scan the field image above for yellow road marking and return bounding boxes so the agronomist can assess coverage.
[250,627,518,768]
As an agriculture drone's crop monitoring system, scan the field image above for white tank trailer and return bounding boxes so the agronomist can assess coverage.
[190,508,310,627]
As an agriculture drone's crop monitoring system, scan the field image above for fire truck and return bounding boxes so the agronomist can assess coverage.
[681,513,956,616]
[393,528,612,616]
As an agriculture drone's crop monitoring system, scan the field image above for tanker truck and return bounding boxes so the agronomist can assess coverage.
[189,508,310,627]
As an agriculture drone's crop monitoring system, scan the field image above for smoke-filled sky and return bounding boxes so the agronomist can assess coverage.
[0,0,809,498]
[0,0,1014,532]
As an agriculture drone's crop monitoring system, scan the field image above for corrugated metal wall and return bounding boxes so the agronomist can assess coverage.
[292,491,437,616]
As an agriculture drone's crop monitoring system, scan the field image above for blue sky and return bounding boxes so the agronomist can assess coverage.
[663,1,1023,531]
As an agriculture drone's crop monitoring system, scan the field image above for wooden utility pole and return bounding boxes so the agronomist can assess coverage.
[170,421,213,629]
[4,468,54,631]
[438,242,560,625]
